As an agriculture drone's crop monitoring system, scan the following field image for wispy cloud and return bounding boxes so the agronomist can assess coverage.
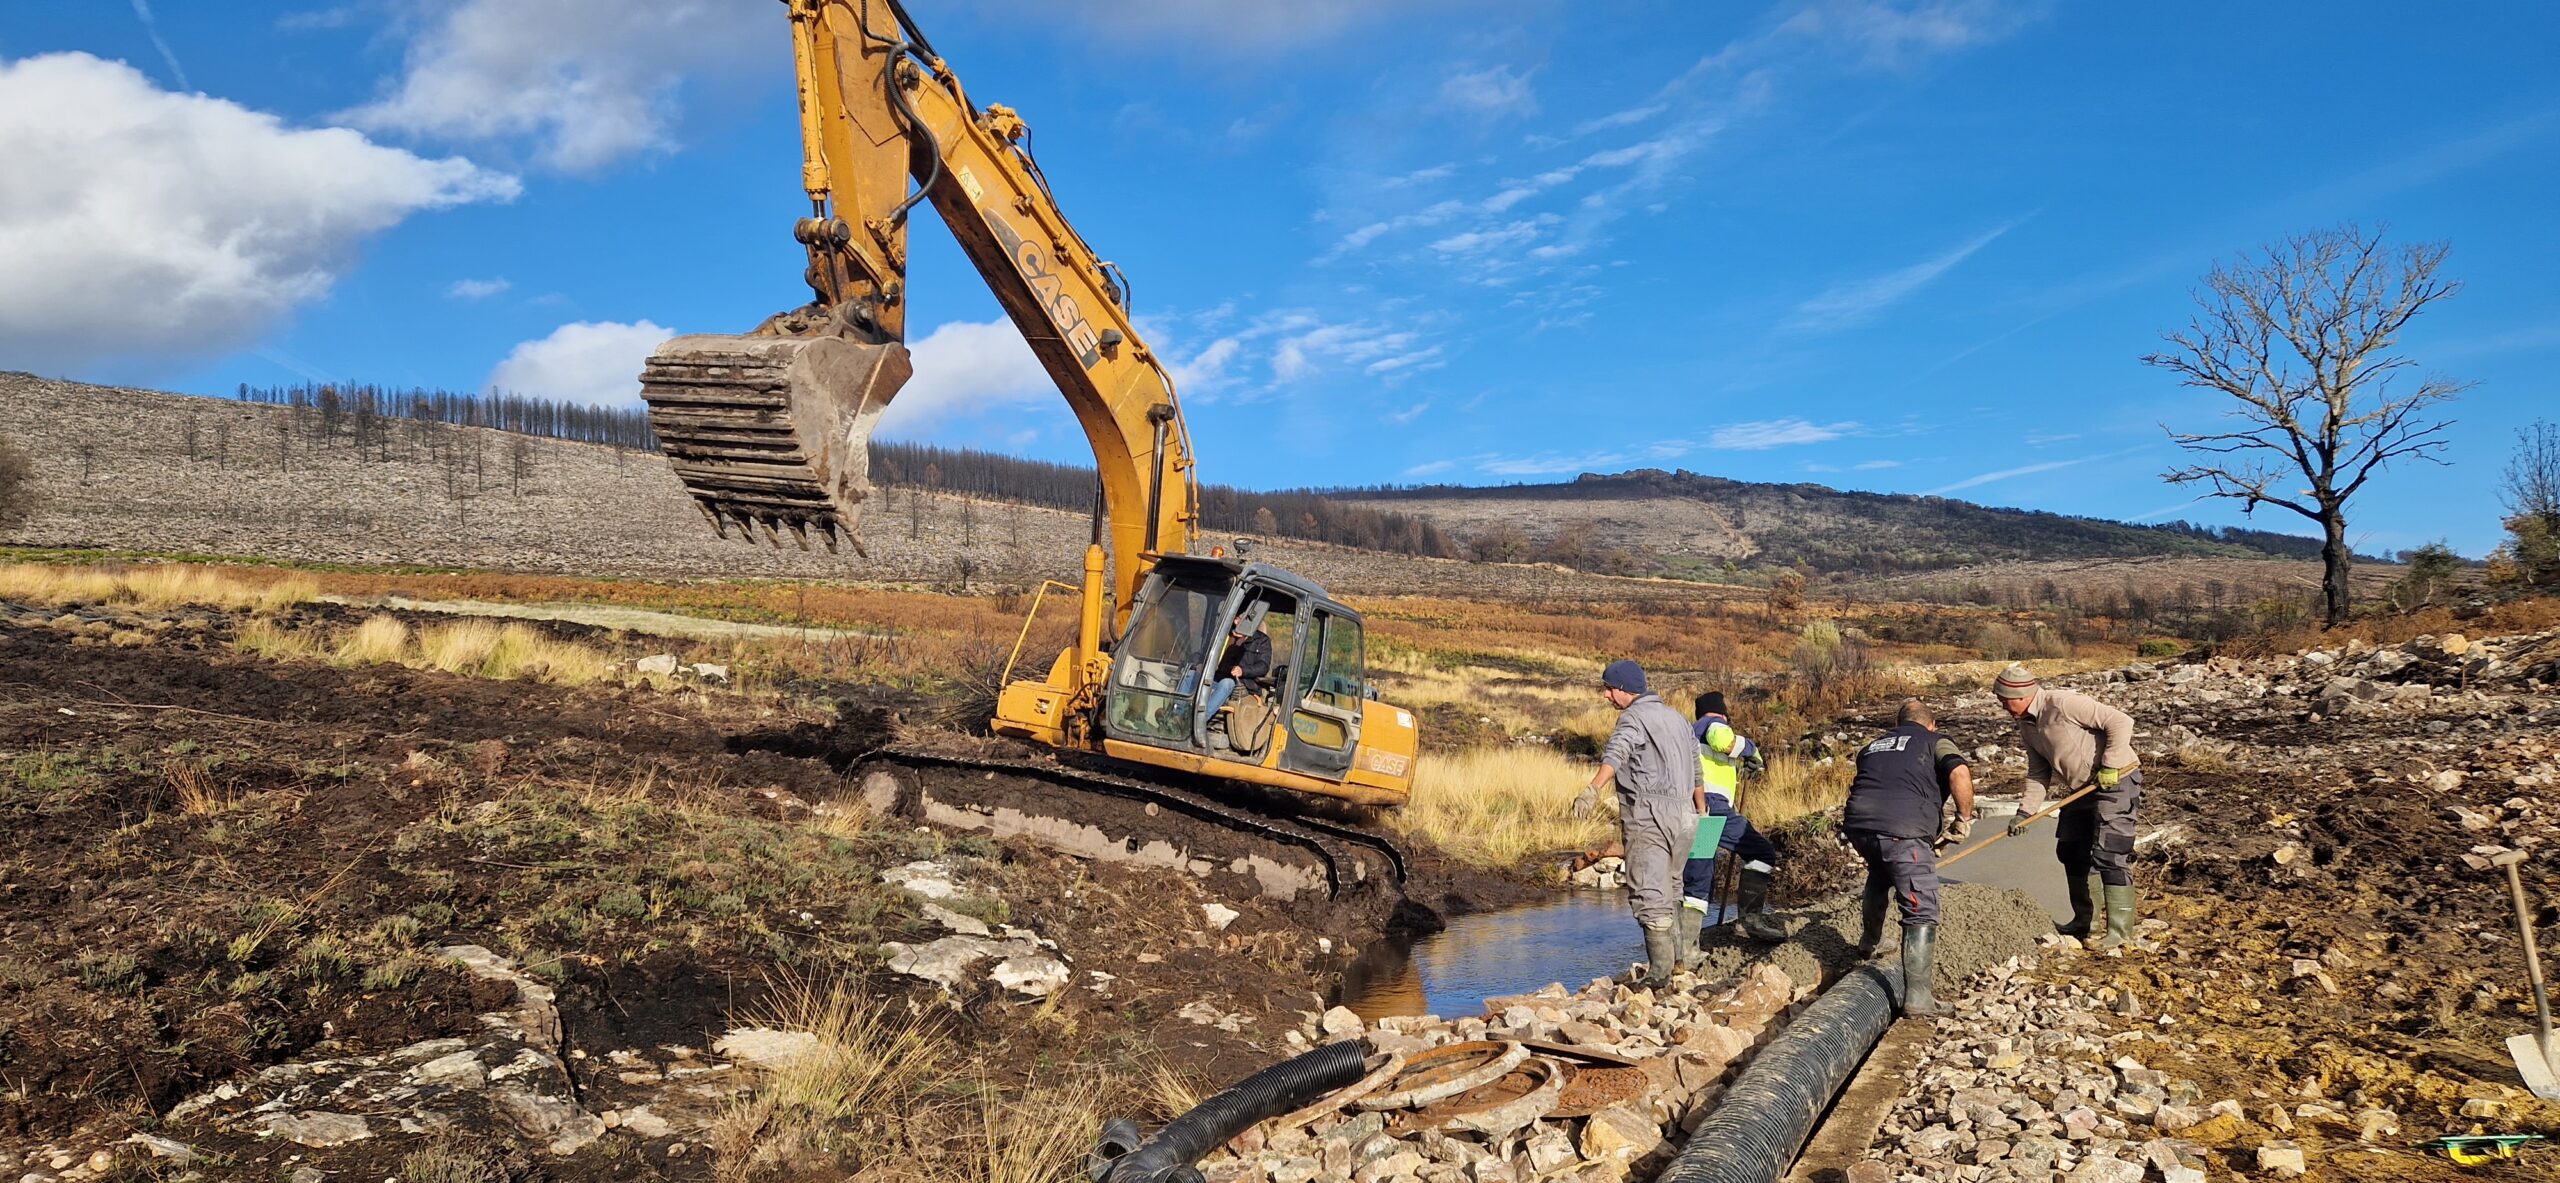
[1384,401,1431,425]
[445,276,511,300]
[1573,104,1664,136]
[1925,443,2151,496]
[1854,459,1902,471]
[1403,458,1456,477]
[128,0,190,89]
[1787,221,2017,333]
[1711,418,1860,450]
[1440,65,1538,118]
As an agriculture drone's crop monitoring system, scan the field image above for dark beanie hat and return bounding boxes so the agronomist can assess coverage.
[1602,659,1647,695]
[1695,690,1729,718]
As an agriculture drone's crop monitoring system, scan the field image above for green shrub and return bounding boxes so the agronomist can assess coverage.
[2136,638,2185,658]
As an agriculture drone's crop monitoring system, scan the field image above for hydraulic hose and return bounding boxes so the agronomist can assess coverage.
[1089,1039,1370,1183]
[1659,964,1904,1183]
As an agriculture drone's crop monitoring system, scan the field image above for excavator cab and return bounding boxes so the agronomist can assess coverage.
[1102,558,1371,782]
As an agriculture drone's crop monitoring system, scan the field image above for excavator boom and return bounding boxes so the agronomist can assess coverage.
[642,0,1414,811]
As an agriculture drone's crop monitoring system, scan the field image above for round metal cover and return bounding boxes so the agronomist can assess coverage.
[1393,1055,1568,1136]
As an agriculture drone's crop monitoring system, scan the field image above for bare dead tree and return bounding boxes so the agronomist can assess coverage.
[2146,224,2467,627]
[2501,419,2560,526]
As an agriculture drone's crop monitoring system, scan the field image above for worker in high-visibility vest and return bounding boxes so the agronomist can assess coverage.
[1683,692,1785,944]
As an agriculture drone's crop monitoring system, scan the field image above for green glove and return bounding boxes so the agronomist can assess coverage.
[2093,766,2122,789]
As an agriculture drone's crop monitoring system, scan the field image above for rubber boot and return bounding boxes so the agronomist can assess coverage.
[1736,868,1787,942]
[2088,885,2138,952]
[1899,924,1948,1018]
[2058,871,2097,939]
[1640,920,1680,986]
[1852,882,1890,958]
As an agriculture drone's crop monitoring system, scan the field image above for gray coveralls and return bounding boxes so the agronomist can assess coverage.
[1602,694,1703,929]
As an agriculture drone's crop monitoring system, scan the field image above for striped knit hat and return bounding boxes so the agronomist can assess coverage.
[1993,663,2039,701]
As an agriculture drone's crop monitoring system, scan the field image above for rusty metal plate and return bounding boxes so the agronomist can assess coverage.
[1354,1040,1530,1111]
[1269,1051,1405,1130]
[1548,1064,1650,1118]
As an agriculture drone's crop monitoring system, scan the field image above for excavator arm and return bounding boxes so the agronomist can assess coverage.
[642,0,1197,626]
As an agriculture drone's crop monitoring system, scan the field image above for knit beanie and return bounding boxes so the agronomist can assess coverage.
[1602,659,1648,695]
[1695,690,1729,718]
[1993,663,2039,701]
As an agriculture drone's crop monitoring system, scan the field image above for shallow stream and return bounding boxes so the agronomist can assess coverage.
[1335,802,2069,1021]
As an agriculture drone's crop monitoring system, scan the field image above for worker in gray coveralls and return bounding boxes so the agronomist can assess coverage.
[1581,659,1703,986]
[1843,699,1976,1017]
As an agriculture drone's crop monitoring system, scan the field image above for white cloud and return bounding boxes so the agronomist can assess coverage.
[1440,65,1537,118]
[1402,459,1456,477]
[1786,222,2015,333]
[1853,459,1903,470]
[874,318,1050,431]
[1430,219,1547,255]
[342,0,771,172]
[1777,0,2046,70]
[1574,104,1664,135]
[487,320,675,407]
[445,276,511,300]
[1711,418,1859,450]
[1384,402,1431,425]
[1479,450,1630,477]
[0,53,517,376]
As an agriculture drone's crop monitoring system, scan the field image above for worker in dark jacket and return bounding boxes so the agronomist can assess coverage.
[1843,699,1975,1017]
[1197,611,1272,743]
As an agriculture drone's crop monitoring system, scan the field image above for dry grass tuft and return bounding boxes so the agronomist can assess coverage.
[1735,749,1855,827]
[967,1078,1105,1183]
[1392,745,1612,871]
[712,977,940,1181]
[417,620,609,685]
[334,614,412,666]
[0,562,315,613]
[232,617,319,661]
[169,760,240,816]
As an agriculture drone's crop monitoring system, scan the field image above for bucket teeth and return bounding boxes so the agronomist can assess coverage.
[639,332,912,550]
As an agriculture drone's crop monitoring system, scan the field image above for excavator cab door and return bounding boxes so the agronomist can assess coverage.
[1279,605,1365,780]
[1098,569,1228,751]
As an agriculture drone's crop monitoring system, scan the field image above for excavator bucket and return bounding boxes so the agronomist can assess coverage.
[639,333,913,550]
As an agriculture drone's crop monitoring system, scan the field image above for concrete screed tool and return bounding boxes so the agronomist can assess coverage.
[2491,848,2560,1100]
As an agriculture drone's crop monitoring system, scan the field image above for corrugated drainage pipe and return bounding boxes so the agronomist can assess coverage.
[1089,1038,1371,1183]
[1658,963,1905,1183]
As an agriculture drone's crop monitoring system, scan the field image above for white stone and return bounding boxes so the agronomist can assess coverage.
[412,1050,486,1088]
[1320,1006,1365,1038]
[992,955,1070,997]
[689,663,731,683]
[1202,903,1241,931]
[921,903,992,936]
[261,1112,372,1148]
[636,654,680,676]
[619,1107,675,1138]
[714,1027,819,1068]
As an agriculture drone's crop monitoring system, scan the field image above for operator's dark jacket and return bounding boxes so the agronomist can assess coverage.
[1220,632,1273,683]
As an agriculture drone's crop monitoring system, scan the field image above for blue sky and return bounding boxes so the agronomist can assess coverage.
[3,1,2553,557]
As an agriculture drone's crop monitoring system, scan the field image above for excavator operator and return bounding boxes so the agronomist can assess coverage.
[1198,606,1272,745]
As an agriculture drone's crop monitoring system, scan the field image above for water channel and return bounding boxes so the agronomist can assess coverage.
[1334,802,2068,1020]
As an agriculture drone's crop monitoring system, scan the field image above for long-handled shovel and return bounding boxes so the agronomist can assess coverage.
[1936,782,2102,872]
[2491,849,2560,1099]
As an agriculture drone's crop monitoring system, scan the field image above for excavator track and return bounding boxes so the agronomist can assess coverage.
[850,743,1407,903]
[639,333,912,549]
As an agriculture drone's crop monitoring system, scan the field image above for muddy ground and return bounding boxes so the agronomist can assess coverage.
[0,607,1541,1181]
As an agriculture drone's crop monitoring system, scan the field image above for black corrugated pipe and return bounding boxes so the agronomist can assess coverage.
[1088,1039,1370,1183]
[1659,964,1905,1183]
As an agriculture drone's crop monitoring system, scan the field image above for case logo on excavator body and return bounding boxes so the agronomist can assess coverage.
[981,205,1102,369]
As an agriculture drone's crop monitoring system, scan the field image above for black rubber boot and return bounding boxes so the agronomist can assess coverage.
[1853,882,1889,958]
[1736,868,1786,942]
[1683,904,1708,970]
[2059,871,2096,939]
[1640,921,1680,986]
[1899,924,1947,1017]
[2088,885,2138,952]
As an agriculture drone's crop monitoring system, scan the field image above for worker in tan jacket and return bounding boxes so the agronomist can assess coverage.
[1994,664,2143,951]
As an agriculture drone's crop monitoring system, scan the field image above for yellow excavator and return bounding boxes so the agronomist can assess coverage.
[638,0,1413,893]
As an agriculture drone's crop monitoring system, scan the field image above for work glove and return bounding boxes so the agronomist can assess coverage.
[1935,815,1974,851]
[2093,766,2123,789]
[1571,786,1600,820]
[2006,814,2032,838]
